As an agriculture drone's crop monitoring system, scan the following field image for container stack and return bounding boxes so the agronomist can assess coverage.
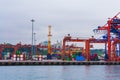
[12,54,25,61]
[47,54,52,60]
[90,53,99,61]
[20,54,24,61]
[38,55,43,61]
[16,55,20,61]
[13,54,16,61]
[35,55,43,61]
[117,57,120,61]
[71,52,85,61]
[71,53,76,61]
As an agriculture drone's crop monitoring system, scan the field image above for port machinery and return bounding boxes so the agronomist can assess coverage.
[93,12,120,61]
[65,44,84,56]
[62,34,107,61]
[62,12,120,61]
[0,42,61,60]
[48,25,52,54]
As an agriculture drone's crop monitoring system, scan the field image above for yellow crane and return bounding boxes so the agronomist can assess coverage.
[48,25,52,54]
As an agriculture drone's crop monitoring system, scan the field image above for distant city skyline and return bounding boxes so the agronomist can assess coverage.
[0,0,120,48]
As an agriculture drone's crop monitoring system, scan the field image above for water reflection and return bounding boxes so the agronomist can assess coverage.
[104,65,120,80]
[0,65,120,80]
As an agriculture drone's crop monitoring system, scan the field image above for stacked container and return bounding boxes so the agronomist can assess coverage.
[38,55,43,61]
[90,53,99,61]
[13,54,16,61]
[20,54,23,61]
[12,54,24,61]
[17,55,20,61]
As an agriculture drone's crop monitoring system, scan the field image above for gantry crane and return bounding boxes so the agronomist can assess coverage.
[62,34,107,61]
[93,12,120,61]
[48,25,52,54]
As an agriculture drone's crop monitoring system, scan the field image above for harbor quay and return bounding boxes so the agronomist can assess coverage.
[0,60,120,66]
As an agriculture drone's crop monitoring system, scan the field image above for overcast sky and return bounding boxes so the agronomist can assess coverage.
[0,0,120,45]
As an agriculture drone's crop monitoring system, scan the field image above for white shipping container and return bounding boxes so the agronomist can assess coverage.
[17,58,20,61]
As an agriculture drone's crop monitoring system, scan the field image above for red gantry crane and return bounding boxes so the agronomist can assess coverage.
[93,12,120,61]
[62,34,90,60]
[62,34,107,61]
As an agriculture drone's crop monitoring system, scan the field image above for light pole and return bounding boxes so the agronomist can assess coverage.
[33,32,36,55]
[31,19,35,60]
[33,33,36,46]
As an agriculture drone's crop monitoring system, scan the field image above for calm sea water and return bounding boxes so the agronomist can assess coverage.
[0,65,120,80]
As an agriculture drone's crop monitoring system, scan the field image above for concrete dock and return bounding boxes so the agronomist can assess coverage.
[0,60,120,66]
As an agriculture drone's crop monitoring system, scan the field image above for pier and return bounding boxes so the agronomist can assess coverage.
[0,60,120,66]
